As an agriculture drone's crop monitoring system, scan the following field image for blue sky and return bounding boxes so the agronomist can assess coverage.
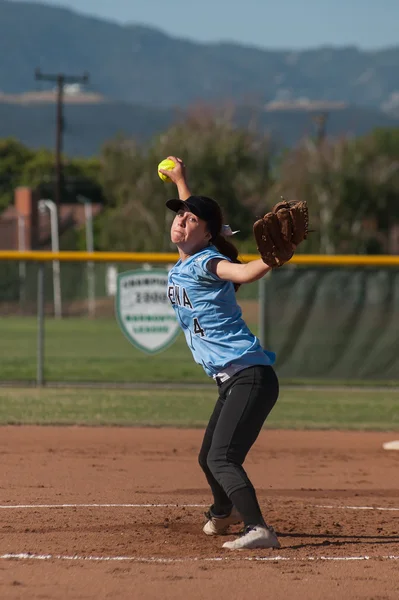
[12,0,399,50]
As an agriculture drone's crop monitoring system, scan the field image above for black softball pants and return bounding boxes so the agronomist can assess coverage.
[198,365,279,528]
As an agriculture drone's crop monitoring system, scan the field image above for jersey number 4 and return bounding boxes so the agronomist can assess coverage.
[193,318,205,337]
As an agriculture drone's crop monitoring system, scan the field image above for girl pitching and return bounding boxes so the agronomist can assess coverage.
[161,156,281,550]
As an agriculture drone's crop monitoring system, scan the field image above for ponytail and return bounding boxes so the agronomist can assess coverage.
[212,233,241,291]
[212,234,240,264]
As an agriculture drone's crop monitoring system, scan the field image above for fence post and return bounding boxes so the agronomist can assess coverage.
[258,271,271,349]
[37,262,45,386]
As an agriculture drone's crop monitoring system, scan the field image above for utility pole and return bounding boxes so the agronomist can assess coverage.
[311,111,333,253]
[312,111,328,146]
[34,69,89,222]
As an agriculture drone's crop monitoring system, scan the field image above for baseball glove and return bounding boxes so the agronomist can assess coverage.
[253,199,309,268]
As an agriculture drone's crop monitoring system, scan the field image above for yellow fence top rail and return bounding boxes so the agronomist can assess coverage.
[0,251,398,266]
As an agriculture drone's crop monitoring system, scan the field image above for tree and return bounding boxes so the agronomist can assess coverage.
[266,132,399,254]
[20,150,103,204]
[96,109,273,252]
[0,138,33,211]
[361,127,399,159]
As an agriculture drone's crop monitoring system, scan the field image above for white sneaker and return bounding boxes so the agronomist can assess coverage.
[222,525,281,550]
[203,507,242,536]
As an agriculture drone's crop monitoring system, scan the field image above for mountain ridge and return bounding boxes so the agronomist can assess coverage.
[1,0,398,113]
[0,100,397,157]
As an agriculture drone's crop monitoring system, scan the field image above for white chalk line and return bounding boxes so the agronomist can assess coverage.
[0,503,207,509]
[1,552,399,564]
[316,505,399,512]
[1,503,399,512]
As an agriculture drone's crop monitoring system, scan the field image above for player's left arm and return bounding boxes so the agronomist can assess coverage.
[208,258,272,284]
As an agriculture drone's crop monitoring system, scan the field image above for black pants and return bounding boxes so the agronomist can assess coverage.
[198,365,279,527]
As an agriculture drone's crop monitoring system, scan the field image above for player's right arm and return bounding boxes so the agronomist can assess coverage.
[159,156,192,200]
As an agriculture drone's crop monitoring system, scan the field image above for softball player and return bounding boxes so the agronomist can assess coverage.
[161,157,281,550]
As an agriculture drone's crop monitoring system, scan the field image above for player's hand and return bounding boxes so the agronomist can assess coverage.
[159,156,187,185]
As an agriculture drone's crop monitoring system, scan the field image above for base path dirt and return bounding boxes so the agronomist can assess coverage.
[0,427,398,599]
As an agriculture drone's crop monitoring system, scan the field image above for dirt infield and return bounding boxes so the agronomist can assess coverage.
[1,427,398,599]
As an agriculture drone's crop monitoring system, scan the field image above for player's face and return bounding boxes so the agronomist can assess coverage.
[171,209,211,251]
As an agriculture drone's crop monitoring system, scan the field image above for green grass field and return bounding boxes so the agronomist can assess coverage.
[1,316,398,386]
[0,316,210,383]
[0,386,398,430]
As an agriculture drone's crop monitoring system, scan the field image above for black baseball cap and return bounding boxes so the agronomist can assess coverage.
[166,195,222,239]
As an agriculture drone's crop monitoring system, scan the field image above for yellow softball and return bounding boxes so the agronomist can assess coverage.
[157,158,175,182]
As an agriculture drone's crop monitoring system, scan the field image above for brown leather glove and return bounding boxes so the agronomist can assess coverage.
[253,199,309,267]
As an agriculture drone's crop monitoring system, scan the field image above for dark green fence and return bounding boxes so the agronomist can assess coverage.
[0,260,397,384]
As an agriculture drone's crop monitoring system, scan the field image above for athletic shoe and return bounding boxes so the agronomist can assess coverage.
[203,507,242,536]
[222,525,281,550]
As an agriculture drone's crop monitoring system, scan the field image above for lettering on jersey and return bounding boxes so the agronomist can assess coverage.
[175,285,182,305]
[193,317,205,337]
[182,288,193,309]
[167,285,175,305]
[194,251,212,263]
[167,285,193,310]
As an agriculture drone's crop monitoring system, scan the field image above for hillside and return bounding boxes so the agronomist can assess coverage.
[0,98,397,157]
[0,99,174,156]
[0,0,399,114]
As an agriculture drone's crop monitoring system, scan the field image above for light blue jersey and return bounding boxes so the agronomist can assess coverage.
[167,246,276,378]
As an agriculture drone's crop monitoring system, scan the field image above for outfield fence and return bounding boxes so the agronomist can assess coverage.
[0,251,398,385]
